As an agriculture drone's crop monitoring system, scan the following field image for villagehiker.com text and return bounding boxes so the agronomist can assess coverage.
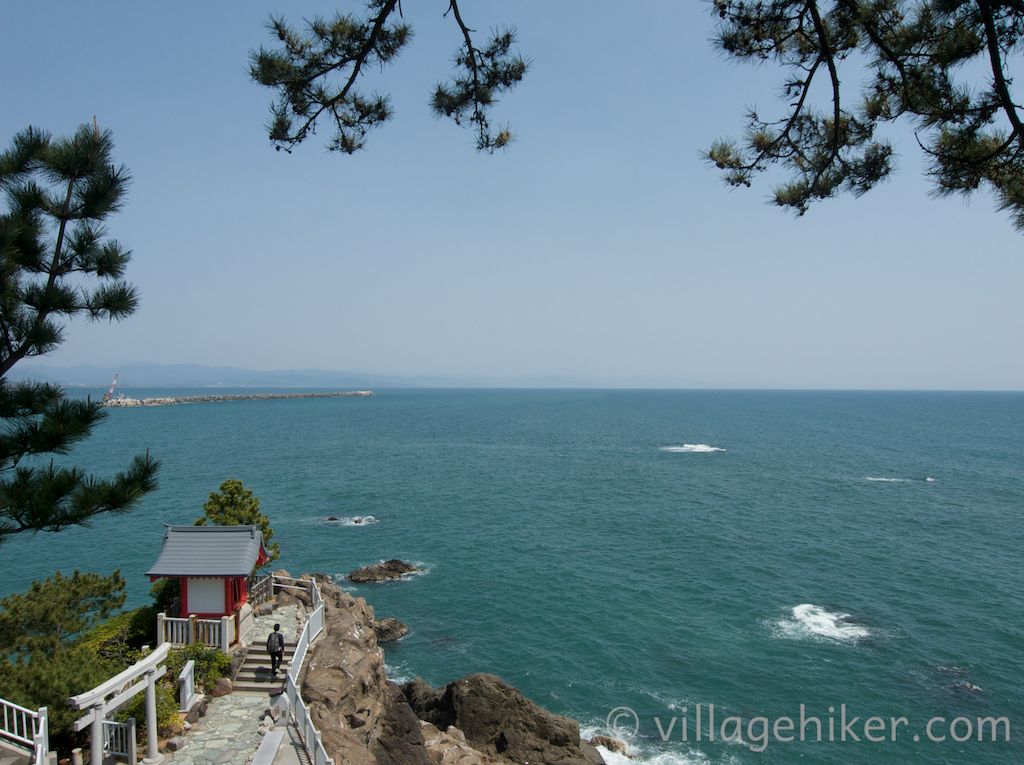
[605,704,1011,753]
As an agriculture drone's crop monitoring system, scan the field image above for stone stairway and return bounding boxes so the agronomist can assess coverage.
[0,740,30,765]
[233,642,295,694]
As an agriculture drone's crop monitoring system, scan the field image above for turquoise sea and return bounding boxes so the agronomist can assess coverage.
[4,389,1022,764]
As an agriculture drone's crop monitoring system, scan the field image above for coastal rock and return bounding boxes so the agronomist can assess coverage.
[589,736,634,758]
[348,560,420,583]
[274,570,313,607]
[302,577,430,765]
[420,722,498,765]
[301,575,602,765]
[373,617,409,642]
[402,674,594,765]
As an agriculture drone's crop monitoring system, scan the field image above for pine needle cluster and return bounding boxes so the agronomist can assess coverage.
[709,0,1024,229]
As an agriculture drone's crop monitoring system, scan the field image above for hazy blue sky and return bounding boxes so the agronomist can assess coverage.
[2,2,1021,389]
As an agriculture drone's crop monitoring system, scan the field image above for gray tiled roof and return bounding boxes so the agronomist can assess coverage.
[147,525,266,577]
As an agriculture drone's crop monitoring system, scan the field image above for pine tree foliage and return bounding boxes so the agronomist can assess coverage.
[0,569,126,656]
[195,478,281,566]
[249,0,528,154]
[707,0,1024,230]
[0,570,126,745]
[0,125,159,547]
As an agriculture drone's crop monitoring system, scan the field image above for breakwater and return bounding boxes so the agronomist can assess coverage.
[103,390,373,407]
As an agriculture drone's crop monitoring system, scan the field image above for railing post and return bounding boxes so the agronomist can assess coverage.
[219,616,231,652]
[141,668,163,764]
[156,613,166,645]
[188,614,196,645]
[88,704,104,765]
[34,706,48,765]
[127,717,137,765]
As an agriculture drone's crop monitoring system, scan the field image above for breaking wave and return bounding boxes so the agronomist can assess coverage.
[660,444,725,453]
[771,604,871,643]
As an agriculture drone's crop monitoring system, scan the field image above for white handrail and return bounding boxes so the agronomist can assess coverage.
[32,707,49,765]
[178,660,197,712]
[103,718,134,758]
[280,577,333,765]
[157,614,231,649]
[0,696,39,747]
[0,697,49,765]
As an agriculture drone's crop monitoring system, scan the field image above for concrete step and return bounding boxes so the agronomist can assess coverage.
[244,651,296,659]
[239,655,292,669]
[232,680,286,694]
[235,666,291,683]
[0,738,31,765]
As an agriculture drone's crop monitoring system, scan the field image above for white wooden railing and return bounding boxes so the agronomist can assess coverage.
[249,573,274,606]
[103,718,136,763]
[157,613,233,651]
[0,697,48,765]
[177,660,197,713]
[278,576,333,765]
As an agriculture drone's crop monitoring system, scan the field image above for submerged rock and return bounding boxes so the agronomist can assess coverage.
[348,559,420,583]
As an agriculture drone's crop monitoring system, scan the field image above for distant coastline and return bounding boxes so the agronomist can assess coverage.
[103,390,373,407]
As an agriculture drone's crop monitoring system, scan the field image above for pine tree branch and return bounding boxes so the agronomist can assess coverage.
[280,0,400,151]
[976,0,1024,147]
[445,0,484,129]
[808,1,843,157]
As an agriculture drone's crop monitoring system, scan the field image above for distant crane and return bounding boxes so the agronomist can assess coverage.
[102,372,120,402]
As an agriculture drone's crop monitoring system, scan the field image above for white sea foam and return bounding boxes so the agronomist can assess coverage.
[865,476,937,483]
[385,663,411,685]
[772,604,870,643]
[660,444,726,453]
[581,720,726,765]
[596,748,713,765]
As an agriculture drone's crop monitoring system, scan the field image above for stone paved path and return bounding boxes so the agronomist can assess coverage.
[244,604,305,649]
[166,602,308,765]
[164,694,267,765]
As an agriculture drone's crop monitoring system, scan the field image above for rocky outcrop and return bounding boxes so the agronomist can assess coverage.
[302,576,602,765]
[302,576,431,765]
[348,559,421,583]
[589,736,634,758]
[420,722,500,765]
[373,617,409,642]
[273,568,312,608]
[402,674,594,765]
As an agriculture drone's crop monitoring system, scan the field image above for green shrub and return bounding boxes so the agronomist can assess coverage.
[166,644,232,691]
[150,578,180,613]
[0,647,119,753]
[114,679,180,739]
[75,605,158,663]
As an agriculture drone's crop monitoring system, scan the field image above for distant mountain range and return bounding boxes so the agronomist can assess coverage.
[7,362,589,389]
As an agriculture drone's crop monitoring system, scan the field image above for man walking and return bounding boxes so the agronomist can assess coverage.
[267,623,285,675]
